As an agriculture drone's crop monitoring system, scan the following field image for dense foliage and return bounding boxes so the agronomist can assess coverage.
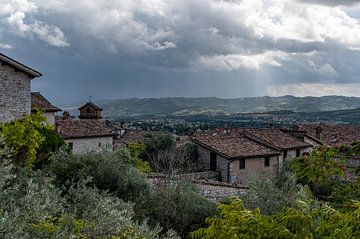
[191,195,360,239]
[145,182,217,238]
[241,172,301,215]
[0,112,64,169]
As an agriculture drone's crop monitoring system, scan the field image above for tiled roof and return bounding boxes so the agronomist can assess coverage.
[194,127,311,150]
[245,128,311,150]
[119,129,145,144]
[79,102,102,111]
[31,92,61,112]
[56,119,114,139]
[300,124,360,146]
[194,135,280,159]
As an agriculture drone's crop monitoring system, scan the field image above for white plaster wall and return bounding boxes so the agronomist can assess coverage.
[0,64,31,123]
[44,112,55,127]
[65,136,113,154]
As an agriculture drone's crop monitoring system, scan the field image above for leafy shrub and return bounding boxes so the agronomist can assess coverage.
[145,181,217,237]
[290,146,346,198]
[191,196,360,239]
[1,113,47,169]
[126,143,151,174]
[35,126,65,169]
[48,149,150,204]
[241,172,301,214]
[0,160,178,238]
[0,112,64,170]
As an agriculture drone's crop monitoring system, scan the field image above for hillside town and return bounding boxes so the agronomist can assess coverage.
[1,52,360,189]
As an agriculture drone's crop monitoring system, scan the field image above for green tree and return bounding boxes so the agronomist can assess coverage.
[191,196,360,239]
[1,112,47,169]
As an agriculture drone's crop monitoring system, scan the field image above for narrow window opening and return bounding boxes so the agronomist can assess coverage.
[265,157,270,167]
[239,159,246,169]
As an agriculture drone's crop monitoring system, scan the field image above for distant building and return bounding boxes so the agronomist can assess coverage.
[56,102,114,154]
[31,92,61,126]
[300,124,360,146]
[193,127,312,185]
[79,102,103,119]
[0,53,42,123]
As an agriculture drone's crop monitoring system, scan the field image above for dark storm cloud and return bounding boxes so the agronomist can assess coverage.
[1,0,360,100]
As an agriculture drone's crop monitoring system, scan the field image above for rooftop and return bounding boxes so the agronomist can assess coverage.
[194,135,280,159]
[56,119,114,139]
[0,53,42,78]
[31,92,61,113]
[300,124,360,146]
[194,127,311,150]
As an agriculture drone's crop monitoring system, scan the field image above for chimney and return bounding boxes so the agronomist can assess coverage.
[315,126,322,139]
[62,111,70,120]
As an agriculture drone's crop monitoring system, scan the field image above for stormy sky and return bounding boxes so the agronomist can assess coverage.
[1,0,360,104]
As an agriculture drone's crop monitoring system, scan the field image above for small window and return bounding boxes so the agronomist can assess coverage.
[264,157,270,167]
[296,149,301,157]
[283,150,288,159]
[99,142,102,148]
[68,142,73,151]
[239,159,246,169]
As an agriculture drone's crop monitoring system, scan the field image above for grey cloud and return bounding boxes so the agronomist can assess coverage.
[2,0,360,102]
[297,0,360,6]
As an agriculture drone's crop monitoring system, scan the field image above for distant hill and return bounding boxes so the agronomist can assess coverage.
[63,95,360,119]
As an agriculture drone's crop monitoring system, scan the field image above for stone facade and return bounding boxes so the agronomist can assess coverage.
[229,156,279,185]
[0,64,31,123]
[65,136,113,154]
[197,144,280,185]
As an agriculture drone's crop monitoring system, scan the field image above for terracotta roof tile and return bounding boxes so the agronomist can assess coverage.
[31,92,61,112]
[300,124,360,146]
[195,127,311,150]
[194,135,280,159]
[56,119,114,139]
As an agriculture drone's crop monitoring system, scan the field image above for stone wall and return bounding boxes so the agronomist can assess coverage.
[65,136,113,154]
[147,173,249,202]
[0,64,32,123]
[194,180,248,201]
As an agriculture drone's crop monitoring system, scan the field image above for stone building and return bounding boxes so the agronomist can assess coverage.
[56,101,114,154]
[193,127,312,185]
[79,102,103,119]
[0,53,42,123]
[194,134,281,185]
[31,92,61,126]
[56,119,114,154]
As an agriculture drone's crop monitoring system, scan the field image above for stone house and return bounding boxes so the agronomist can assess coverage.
[194,134,281,185]
[31,92,61,126]
[0,53,42,123]
[56,102,114,154]
[194,127,312,185]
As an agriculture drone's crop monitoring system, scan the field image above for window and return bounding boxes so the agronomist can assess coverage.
[283,150,288,159]
[210,152,217,171]
[264,157,270,167]
[68,142,73,151]
[296,149,301,157]
[239,159,246,169]
[99,142,102,148]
